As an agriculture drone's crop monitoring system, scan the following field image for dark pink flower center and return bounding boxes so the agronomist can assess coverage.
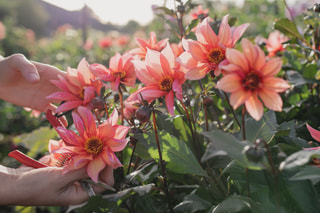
[207,48,225,64]
[78,87,85,100]
[159,76,173,91]
[243,71,260,91]
[113,71,126,79]
[85,136,104,155]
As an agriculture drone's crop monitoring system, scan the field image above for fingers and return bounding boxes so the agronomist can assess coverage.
[10,54,40,83]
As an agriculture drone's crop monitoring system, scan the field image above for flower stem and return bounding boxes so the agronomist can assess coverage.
[242,106,246,141]
[223,92,241,128]
[204,105,209,131]
[118,87,124,125]
[127,136,137,175]
[152,111,173,213]
[179,100,200,161]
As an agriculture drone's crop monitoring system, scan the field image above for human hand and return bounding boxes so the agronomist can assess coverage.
[0,54,66,113]
[0,165,114,206]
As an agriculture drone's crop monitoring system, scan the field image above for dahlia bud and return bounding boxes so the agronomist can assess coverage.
[244,145,264,163]
[89,96,105,110]
[183,95,190,107]
[203,96,214,106]
[135,105,151,123]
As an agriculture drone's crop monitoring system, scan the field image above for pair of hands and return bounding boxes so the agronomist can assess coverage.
[0,54,113,206]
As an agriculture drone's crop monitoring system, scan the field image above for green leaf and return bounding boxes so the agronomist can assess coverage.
[280,171,320,213]
[274,18,303,40]
[12,126,58,157]
[212,195,262,213]
[290,165,320,181]
[201,130,249,161]
[279,149,320,170]
[243,110,279,143]
[135,131,207,177]
[303,64,318,79]
[174,192,212,213]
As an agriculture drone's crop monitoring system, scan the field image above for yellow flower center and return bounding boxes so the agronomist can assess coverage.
[78,87,85,100]
[113,71,126,79]
[243,71,260,91]
[85,136,104,155]
[159,76,173,91]
[207,48,225,64]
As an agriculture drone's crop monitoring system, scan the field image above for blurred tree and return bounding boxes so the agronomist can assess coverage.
[14,0,49,36]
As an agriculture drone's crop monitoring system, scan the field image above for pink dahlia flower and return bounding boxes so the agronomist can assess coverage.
[130,32,169,59]
[49,106,129,182]
[128,43,186,115]
[89,52,136,91]
[177,15,249,80]
[216,38,290,121]
[47,58,103,114]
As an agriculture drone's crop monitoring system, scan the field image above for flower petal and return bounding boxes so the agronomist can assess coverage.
[216,73,242,93]
[307,124,320,142]
[262,57,282,77]
[245,93,264,121]
[259,88,283,111]
[87,156,106,182]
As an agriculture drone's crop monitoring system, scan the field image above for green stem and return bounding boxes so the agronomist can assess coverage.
[152,111,173,213]
[118,87,124,125]
[242,106,246,141]
[223,92,241,128]
[179,100,200,161]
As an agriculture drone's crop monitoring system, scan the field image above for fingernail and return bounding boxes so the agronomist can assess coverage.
[28,73,40,82]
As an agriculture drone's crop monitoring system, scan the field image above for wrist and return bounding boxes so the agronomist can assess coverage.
[0,165,19,205]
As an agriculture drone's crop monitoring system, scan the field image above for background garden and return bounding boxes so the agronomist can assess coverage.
[1,0,320,212]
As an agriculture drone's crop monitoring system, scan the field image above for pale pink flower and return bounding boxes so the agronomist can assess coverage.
[191,5,209,20]
[216,38,290,121]
[24,107,41,118]
[49,106,129,182]
[130,32,169,59]
[47,58,103,114]
[128,43,185,115]
[89,52,136,91]
[83,38,94,50]
[264,31,289,57]
[177,15,249,80]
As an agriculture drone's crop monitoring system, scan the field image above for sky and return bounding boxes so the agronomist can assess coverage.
[42,0,302,26]
[42,0,172,25]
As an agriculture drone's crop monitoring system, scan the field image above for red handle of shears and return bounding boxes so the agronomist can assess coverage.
[8,150,48,168]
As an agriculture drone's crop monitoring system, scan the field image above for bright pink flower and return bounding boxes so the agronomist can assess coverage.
[177,15,249,80]
[130,32,169,59]
[307,124,320,144]
[216,39,290,121]
[89,52,136,91]
[99,36,113,49]
[116,35,130,46]
[47,58,103,114]
[49,106,129,182]
[265,31,289,57]
[191,5,209,20]
[128,43,185,115]
[0,21,5,40]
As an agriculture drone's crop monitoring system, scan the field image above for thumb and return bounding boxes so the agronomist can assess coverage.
[63,167,89,183]
[13,54,40,83]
